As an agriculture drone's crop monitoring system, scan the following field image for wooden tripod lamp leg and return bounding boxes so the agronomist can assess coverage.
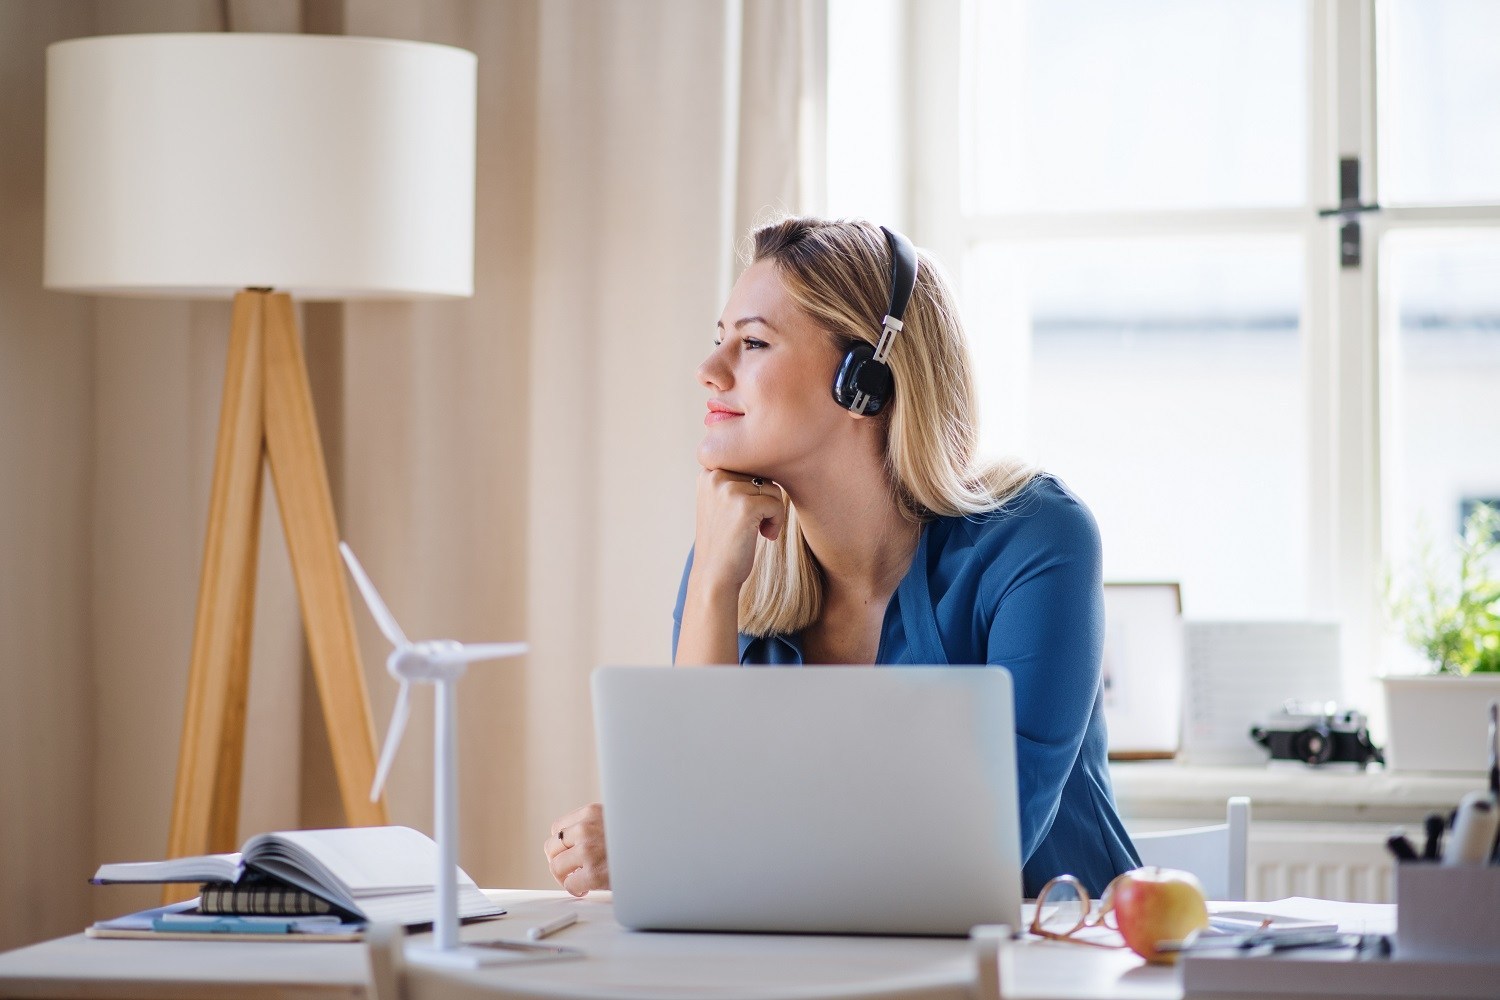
[166,291,388,899]
[262,293,387,828]
[208,446,264,851]
[166,292,268,873]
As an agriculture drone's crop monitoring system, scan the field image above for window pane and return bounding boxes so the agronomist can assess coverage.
[1380,0,1500,205]
[964,0,1306,213]
[826,0,905,223]
[1381,231,1500,597]
[965,236,1306,616]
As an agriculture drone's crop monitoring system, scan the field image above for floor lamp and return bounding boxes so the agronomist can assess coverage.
[44,33,478,867]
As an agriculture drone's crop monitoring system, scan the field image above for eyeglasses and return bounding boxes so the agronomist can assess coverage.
[1028,874,1127,949]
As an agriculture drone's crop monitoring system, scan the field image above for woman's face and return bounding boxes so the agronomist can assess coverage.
[696,260,852,480]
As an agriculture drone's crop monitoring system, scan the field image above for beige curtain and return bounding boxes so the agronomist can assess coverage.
[0,0,822,948]
[519,0,825,883]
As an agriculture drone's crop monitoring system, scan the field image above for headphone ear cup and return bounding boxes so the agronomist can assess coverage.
[832,342,873,410]
[832,342,891,415]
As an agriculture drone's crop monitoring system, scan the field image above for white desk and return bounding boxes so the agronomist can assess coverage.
[0,890,1177,1000]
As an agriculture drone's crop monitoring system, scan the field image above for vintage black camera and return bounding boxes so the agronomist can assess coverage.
[1250,702,1384,766]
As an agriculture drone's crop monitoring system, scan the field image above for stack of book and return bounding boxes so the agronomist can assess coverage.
[91,825,504,928]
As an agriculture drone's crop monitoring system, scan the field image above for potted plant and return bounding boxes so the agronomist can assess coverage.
[1382,502,1500,772]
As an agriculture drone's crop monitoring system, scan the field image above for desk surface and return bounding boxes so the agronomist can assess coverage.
[0,890,1178,1000]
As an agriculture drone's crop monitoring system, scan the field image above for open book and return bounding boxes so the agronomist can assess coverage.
[91,826,503,926]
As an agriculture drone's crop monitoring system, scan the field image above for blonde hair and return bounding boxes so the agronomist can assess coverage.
[738,217,1037,637]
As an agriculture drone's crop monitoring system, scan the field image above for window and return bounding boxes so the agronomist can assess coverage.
[965,235,1307,618]
[1379,0,1500,206]
[828,0,1500,695]
[1382,233,1500,565]
[1375,1,1500,673]
[964,0,1306,214]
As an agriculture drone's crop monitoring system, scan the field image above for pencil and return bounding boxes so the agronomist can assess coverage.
[528,911,578,941]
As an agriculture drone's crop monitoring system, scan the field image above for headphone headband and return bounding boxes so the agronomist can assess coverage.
[881,226,918,328]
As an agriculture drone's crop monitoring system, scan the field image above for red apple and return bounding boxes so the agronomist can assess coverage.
[1109,866,1209,964]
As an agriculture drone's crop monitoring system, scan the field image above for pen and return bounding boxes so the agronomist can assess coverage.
[528,911,578,941]
[1384,829,1418,863]
[1488,702,1499,861]
[1489,701,1499,799]
[1158,930,1352,954]
[153,915,296,934]
[1421,813,1445,861]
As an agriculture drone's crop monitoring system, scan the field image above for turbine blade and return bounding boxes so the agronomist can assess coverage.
[437,642,530,665]
[369,682,412,802]
[339,542,410,648]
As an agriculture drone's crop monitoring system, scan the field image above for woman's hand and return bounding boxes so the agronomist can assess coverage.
[545,803,609,896]
[674,469,785,666]
[691,468,786,595]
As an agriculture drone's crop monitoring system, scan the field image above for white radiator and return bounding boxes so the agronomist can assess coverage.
[1246,823,1396,902]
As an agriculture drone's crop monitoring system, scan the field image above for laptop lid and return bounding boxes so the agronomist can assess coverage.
[592,666,1023,936]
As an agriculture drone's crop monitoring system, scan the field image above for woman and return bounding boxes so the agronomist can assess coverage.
[546,217,1139,898]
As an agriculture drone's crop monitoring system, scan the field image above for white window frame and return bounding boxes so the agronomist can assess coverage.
[877,0,1500,707]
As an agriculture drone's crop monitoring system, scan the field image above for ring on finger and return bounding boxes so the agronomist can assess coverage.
[751,476,765,494]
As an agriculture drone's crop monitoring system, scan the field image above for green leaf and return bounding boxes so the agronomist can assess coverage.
[1388,504,1500,675]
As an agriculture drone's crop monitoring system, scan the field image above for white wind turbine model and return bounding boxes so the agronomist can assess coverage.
[340,542,527,967]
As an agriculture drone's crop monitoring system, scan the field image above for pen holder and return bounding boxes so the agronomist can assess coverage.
[1394,863,1500,961]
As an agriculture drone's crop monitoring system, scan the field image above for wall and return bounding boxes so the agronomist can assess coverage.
[0,0,97,948]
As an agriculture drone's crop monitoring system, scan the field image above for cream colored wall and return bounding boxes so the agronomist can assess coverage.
[0,0,97,949]
[0,0,812,950]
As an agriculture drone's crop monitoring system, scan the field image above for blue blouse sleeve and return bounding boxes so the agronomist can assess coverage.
[671,547,694,664]
[982,488,1105,864]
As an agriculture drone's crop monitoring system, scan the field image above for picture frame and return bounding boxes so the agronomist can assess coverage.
[1100,582,1185,760]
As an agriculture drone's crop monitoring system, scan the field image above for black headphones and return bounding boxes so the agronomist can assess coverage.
[831,225,918,416]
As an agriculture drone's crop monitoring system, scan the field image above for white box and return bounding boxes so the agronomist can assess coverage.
[1395,863,1500,961]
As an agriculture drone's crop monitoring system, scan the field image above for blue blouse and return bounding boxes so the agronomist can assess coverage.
[671,473,1139,896]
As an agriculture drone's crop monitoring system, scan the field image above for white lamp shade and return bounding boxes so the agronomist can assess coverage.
[45,33,477,300]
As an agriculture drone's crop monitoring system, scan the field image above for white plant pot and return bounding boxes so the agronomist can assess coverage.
[1380,674,1500,773]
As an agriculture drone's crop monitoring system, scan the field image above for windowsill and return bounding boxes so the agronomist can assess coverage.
[1109,760,1479,824]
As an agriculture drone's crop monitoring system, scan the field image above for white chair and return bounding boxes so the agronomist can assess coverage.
[1130,796,1251,900]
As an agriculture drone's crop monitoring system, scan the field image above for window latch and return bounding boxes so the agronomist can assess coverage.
[1317,158,1381,268]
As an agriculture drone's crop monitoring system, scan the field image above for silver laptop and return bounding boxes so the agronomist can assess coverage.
[592,666,1023,936]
